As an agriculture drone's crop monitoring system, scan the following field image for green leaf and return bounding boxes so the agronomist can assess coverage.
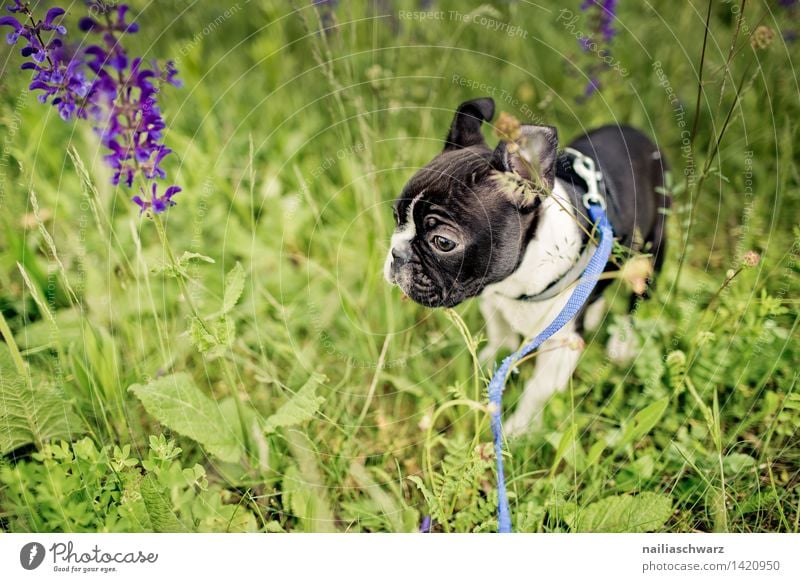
[283,430,336,532]
[566,492,673,533]
[548,424,584,475]
[782,393,800,410]
[616,455,656,492]
[179,251,215,265]
[129,373,243,462]
[407,475,434,506]
[619,397,669,449]
[586,439,607,468]
[140,474,186,532]
[723,453,756,474]
[15,308,84,350]
[349,461,408,532]
[0,345,81,454]
[263,374,326,434]
[222,262,246,314]
[282,464,312,528]
[118,473,152,532]
[188,315,234,355]
[152,252,215,279]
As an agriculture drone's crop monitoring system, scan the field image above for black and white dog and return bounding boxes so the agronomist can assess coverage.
[384,97,669,435]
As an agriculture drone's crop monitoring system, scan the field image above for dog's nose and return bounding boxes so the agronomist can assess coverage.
[391,246,410,266]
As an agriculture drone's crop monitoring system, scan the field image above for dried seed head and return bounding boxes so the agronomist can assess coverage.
[621,255,654,295]
[751,26,776,50]
[743,250,761,267]
[494,111,521,142]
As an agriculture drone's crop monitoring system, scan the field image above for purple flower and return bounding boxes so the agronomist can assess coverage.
[81,2,181,211]
[158,59,182,88]
[577,0,620,99]
[143,146,172,180]
[132,184,181,214]
[778,0,798,41]
[600,0,618,42]
[0,15,23,44]
[79,2,138,35]
[2,1,183,215]
[313,0,339,32]
[114,4,139,33]
[419,515,432,533]
[584,76,600,98]
[580,0,618,43]
[0,6,93,116]
[42,7,66,34]
[6,1,28,14]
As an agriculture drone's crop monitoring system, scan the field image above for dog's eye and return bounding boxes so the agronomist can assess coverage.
[392,206,400,225]
[432,235,456,252]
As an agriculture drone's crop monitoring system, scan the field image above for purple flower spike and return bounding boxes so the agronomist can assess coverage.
[600,0,618,42]
[1,4,86,115]
[577,0,619,100]
[4,0,183,215]
[580,0,618,44]
[77,0,182,211]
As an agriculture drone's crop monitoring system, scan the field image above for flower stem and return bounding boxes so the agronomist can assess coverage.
[150,211,254,461]
[23,7,55,69]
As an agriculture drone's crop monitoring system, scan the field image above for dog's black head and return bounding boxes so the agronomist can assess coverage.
[384,97,559,307]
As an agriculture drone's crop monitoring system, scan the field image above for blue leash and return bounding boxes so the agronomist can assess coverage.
[488,202,613,533]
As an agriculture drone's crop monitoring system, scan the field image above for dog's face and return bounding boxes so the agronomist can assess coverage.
[384,97,559,307]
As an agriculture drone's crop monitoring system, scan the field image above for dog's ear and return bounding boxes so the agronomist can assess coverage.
[443,97,495,151]
[491,124,558,192]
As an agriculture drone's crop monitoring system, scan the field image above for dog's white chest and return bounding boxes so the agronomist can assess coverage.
[482,290,572,338]
[481,182,584,338]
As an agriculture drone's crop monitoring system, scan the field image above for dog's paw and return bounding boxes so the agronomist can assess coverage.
[607,325,639,365]
[582,298,606,332]
[503,410,542,438]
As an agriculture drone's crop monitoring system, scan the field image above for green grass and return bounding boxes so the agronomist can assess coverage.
[0,0,798,532]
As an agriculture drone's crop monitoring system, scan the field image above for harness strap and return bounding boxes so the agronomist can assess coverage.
[513,148,611,303]
[488,202,614,533]
[513,238,595,302]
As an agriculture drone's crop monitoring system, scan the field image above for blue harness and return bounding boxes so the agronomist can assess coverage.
[488,149,614,533]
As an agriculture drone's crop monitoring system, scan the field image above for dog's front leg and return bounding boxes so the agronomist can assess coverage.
[504,324,584,436]
[478,297,520,365]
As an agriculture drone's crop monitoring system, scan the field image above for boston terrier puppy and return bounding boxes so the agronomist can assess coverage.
[384,97,669,435]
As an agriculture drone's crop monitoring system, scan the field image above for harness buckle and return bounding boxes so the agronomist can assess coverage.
[564,147,606,211]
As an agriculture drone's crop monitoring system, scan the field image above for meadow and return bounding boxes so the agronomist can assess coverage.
[0,0,798,533]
